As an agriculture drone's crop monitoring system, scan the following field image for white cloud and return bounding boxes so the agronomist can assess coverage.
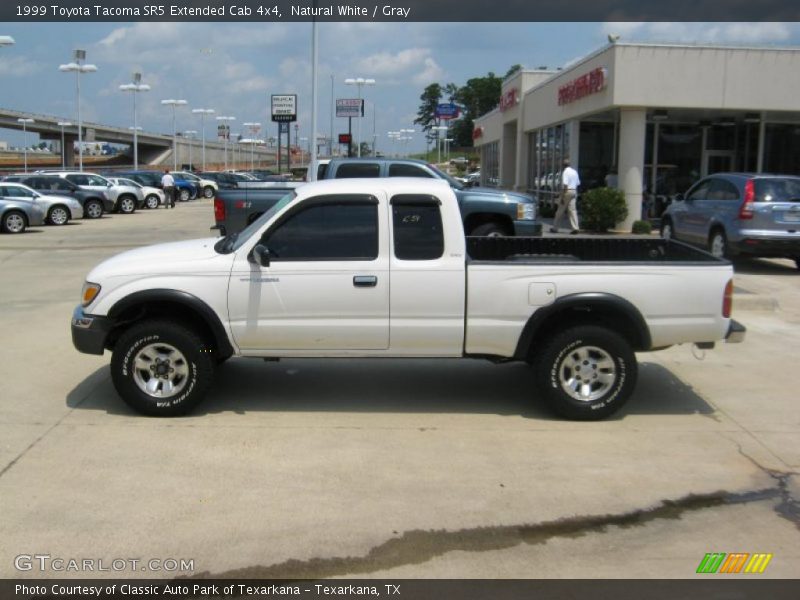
[412,57,445,86]
[601,22,793,45]
[0,56,42,77]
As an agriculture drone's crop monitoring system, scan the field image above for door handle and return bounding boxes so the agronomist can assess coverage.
[353,275,378,287]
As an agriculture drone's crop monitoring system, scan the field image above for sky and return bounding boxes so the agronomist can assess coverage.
[2,21,800,152]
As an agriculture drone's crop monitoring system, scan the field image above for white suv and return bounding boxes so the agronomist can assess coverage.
[49,172,143,214]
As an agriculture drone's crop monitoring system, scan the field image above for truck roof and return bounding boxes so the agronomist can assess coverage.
[296,177,451,198]
[328,157,428,166]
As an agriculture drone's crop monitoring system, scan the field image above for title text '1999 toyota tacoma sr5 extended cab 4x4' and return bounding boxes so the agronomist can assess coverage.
[72,179,745,420]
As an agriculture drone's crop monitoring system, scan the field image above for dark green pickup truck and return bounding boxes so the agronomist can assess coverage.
[213,158,541,237]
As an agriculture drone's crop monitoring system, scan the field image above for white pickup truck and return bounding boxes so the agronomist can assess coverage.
[72,179,745,420]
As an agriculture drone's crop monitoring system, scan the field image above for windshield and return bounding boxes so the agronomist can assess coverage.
[117,178,142,189]
[177,172,200,182]
[215,191,297,254]
[429,165,464,190]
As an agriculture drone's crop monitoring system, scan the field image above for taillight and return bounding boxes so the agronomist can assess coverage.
[214,198,225,222]
[738,179,755,220]
[722,279,733,318]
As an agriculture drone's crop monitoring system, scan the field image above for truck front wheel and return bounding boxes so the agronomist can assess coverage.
[110,320,215,416]
[534,325,637,420]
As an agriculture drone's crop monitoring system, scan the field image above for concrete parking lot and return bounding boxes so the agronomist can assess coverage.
[0,202,797,579]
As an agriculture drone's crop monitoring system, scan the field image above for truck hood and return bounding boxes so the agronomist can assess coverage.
[88,237,232,280]
[460,187,535,204]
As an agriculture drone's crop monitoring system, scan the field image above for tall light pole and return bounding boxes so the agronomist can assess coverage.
[17,118,34,172]
[57,121,71,170]
[161,99,187,171]
[216,116,235,170]
[184,130,197,171]
[59,50,98,171]
[119,72,150,170]
[433,125,447,165]
[401,128,415,158]
[310,18,319,171]
[344,77,375,157]
[191,108,215,171]
[243,122,261,171]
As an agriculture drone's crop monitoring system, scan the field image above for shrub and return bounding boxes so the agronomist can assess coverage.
[631,220,653,235]
[580,187,628,233]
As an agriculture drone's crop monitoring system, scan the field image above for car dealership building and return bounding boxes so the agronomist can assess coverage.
[473,42,800,229]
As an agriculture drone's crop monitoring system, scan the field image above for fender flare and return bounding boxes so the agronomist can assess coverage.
[514,292,652,359]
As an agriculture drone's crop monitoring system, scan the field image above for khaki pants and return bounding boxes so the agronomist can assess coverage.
[553,188,579,231]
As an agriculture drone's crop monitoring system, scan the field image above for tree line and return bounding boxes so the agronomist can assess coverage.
[414,65,522,149]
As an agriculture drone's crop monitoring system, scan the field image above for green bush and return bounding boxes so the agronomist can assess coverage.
[580,187,628,233]
[631,220,653,235]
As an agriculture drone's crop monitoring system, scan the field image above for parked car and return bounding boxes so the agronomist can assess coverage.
[107,177,165,210]
[0,191,46,234]
[171,171,218,199]
[48,171,143,214]
[113,170,199,202]
[661,173,800,267]
[460,171,481,187]
[450,156,469,166]
[72,178,744,419]
[2,174,113,219]
[0,182,82,225]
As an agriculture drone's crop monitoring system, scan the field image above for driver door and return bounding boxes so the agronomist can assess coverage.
[227,193,390,353]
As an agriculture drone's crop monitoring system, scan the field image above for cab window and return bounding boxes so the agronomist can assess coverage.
[334,163,380,178]
[261,196,378,261]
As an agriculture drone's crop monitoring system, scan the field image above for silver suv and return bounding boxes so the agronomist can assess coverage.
[48,171,143,214]
[661,173,800,268]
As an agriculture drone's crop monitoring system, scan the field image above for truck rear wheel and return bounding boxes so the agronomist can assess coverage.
[534,325,637,420]
[110,320,215,416]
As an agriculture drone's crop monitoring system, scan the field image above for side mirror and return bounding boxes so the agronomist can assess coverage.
[251,244,271,267]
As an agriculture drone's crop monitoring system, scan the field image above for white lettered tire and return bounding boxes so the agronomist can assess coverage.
[534,325,637,420]
[110,320,215,416]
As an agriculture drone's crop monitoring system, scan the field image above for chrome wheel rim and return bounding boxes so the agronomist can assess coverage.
[5,213,24,233]
[203,187,214,198]
[558,345,617,402]
[87,202,102,218]
[179,189,190,202]
[50,207,68,225]
[132,342,189,399]
[710,234,725,258]
[146,195,159,209]
[121,198,135,213]
[486,230,505,238]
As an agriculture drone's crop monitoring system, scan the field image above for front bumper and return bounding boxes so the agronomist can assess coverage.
[71,305,113,355]
[725,319,746,344]
[513,220,543,237]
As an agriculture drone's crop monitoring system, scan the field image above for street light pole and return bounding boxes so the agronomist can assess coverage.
[243,122,261,172]
[57,121,71,170]
[120,72,150,170]
[17,118,34,172]
[344,77,375,157]
[58,50,97,171]
[216,116,235,170]
[192,108,215,171]
[161,99,188,171]
[184,130,197,171]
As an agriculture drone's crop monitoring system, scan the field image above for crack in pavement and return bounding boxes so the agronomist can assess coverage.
[193,479,798,579]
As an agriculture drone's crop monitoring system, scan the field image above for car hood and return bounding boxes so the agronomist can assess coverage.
[88,237,233,281]
[458,187,535,204]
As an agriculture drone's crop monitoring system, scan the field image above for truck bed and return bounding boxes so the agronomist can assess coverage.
[466,236,724,264]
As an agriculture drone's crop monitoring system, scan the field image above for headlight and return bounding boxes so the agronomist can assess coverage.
[81,282,101,307]
[517,202,536,220]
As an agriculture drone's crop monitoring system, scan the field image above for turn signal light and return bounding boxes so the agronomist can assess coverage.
[81,282,101,307]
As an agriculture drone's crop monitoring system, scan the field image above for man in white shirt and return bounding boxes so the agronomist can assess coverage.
[161,169,175,209]
[551,158,580,234]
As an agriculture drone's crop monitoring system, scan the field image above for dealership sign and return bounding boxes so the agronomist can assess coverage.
[336,99,364,118]
[499,89,518,112]
[472,126,484,140]
[271,94,297,122]
[435,103,460,120]
[558,67,608,105]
